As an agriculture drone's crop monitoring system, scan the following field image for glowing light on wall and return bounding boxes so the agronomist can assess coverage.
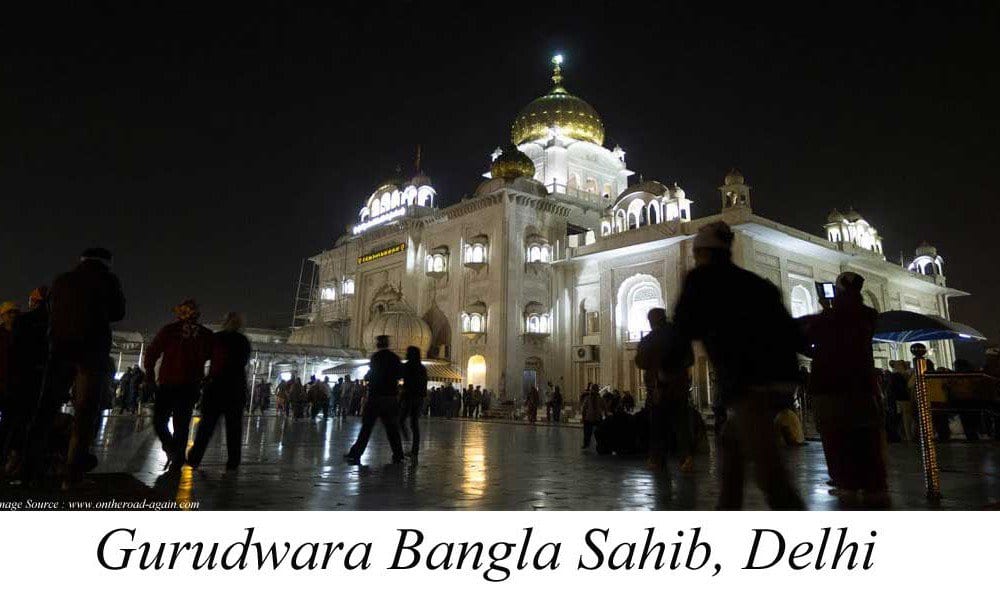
[467,355,486,387]
[353,207,405,235]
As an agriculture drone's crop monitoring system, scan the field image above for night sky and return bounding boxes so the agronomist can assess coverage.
[2,2,997,345]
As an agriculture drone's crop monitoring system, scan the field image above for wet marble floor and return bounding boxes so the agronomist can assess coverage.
[19,414,1000,509]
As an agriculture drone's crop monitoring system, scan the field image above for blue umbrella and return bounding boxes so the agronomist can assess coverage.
[873,310,987,343]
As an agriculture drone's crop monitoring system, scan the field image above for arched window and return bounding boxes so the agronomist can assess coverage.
[342,279,355,295]
[402,186,416,205]
[464,242,488,265]
[320,286,336,301]
[390,190,400,209]
[649,202,660,224]
[380,192,390,213]
[568,174,579,190]
[540,246,551,262]
[627,198,645,229]
[530,246,541,262]
[417,186,434,206]
[624,281,664,342]
[789,285,815,318]
[426,251,448,274]
[461,305,487,335]
[524,309,551,335]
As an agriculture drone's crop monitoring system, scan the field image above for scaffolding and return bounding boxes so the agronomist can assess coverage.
[292,259,319,328]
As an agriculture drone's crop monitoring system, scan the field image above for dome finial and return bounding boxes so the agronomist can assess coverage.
[551,53,564,88]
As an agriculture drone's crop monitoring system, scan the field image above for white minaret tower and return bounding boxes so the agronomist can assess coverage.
[719,168,751,210]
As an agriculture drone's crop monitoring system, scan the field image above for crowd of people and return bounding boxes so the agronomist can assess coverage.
[0,248,127,488]
[0,247,257,486]
[0,229,992,508]
[620,220,993,508]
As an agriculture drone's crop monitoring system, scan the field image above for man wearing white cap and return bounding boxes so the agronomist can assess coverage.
[673,221,804,509]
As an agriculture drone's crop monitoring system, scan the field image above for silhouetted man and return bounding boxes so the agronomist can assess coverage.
[344,335,404,465]
[799,271,886,505]
[401,346,428,457]
[187,312,251,471]
[2,287,49,476]
[635,307,694,473]
[673,222,804,509]
[144,298,213,470]
[29,248,125,487]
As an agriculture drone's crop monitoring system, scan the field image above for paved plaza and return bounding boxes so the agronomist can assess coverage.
[3,414,999,510]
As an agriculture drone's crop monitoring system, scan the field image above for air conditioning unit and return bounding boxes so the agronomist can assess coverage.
[572,345,597,362]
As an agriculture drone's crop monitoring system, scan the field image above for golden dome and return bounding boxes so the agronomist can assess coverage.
[510,56,605,146]
[490,144,536,179]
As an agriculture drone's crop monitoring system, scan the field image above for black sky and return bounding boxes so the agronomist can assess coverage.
[2,1,997,343]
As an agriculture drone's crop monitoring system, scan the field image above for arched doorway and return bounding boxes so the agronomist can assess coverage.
[467,355,486,388]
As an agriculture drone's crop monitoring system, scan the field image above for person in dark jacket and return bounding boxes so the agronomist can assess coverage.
[2,288,49,475]
[400,346,428,456]
[307,376,330,418]
[27,248,126,486]
[550,386,564,423]
[187,312,251,471]
[635,307,695,473]
[673,222,804,509]
[144,298,213,470]
[799,271,887,506]
[344,335,404,465]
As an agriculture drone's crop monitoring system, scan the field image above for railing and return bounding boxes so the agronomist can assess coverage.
[545,182,608,205]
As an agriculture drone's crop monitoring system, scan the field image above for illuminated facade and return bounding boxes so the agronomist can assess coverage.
[296,56,967,409]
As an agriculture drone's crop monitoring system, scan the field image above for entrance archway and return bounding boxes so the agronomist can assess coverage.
[467,355,486,388]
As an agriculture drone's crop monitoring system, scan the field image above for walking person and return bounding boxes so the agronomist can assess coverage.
[290,376,306,418]
[581,383,603,449]
[888,361,913,441]
[526,385,539,423]
[344,335,404,465]
[26,248,126,487]
[799,272,888,506]
[635,307,695,473]
[187,312,251,471]
[550,385,563,424]
[144,298,213,471]
[307,375,330,419]
[673,222,804,509]
[401,346,427,457]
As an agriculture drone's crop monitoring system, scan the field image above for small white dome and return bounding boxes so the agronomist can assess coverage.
[362,303,432,356]
[288,324,342,347]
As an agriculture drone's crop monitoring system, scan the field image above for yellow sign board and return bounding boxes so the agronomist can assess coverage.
[357,243,406,265]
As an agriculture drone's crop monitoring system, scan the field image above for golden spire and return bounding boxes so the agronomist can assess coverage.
[551,54,564,88]
[414,144,422,173]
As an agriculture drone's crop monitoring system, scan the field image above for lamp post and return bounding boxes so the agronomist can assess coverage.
[913,357,941,501]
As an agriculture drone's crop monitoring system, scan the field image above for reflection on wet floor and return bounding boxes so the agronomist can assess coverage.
[86,413,1000,510]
